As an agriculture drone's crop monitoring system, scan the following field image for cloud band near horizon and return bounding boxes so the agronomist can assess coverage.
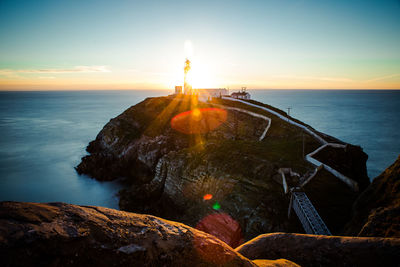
[0,66,110,75]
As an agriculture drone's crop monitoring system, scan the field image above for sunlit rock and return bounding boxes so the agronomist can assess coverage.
[236,232,400,267]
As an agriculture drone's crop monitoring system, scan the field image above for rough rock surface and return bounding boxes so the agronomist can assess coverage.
[118,140,304,243]
[252,259,300,267]
[236,232,400,267]
[76,96,370,240]
[344,155,400,237]
[0,201,302,267]
[3,202,400,266]
[195,213,244,249]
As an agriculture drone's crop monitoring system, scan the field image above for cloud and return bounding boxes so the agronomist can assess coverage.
[125,68,169,76]
[0,66,110,75]
[275,74,400,84]
[365,74,400,83]
[277,75,354,83]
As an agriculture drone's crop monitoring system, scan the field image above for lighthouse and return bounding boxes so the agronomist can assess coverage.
[183,58,192,95]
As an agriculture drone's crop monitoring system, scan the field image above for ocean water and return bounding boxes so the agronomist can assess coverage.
[0,90,399,208]
[0,90,167,209]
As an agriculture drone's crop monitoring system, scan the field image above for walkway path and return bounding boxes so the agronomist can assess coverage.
[219,96,363,235]
[212,104,272,141]
[221,97,358,192]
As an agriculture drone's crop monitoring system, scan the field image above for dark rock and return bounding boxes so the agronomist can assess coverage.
[236,232,400,267]
[75,96,191,182]
[0,201,301,267]
[344,155,400,237]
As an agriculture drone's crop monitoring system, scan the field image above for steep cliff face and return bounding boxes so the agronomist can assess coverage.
[76,96,191,181]
[119,141,297,241]
[76,95,370,240]
[344,155,400,237]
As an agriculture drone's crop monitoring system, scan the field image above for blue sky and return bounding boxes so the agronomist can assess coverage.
[0,0,399,89]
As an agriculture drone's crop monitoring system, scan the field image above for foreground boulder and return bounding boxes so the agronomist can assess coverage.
[2,202,399,266]
[236,232,400,267]
[0,201,298,267]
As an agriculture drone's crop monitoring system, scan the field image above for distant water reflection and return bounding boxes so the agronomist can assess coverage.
[0,90,168,208]
[0,90,399,208]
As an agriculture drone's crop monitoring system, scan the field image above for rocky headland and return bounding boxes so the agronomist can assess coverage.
[2,94,400,266]
[75,95,374,243]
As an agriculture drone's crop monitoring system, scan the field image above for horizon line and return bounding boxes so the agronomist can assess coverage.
[1,88,400,92]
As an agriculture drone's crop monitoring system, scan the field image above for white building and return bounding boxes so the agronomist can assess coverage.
[173,85,228,102]
[231,91,251,100]
[195,88,228,102]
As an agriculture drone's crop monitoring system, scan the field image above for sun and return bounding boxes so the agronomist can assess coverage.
[168,59,218,90]
[186,60,217,89]
[167,41,221,90]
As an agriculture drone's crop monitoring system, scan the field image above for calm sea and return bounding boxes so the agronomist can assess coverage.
[0,90,399,208]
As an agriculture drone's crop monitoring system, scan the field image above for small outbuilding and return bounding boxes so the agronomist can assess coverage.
[231,87,251,100]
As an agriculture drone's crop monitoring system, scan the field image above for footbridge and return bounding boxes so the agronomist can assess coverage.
[290,190,331,235]
[280,168,332,235]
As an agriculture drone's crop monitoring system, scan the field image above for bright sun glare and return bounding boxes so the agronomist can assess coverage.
[170,40,218,89]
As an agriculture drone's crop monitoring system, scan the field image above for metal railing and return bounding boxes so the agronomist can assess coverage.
[291,191,331,235]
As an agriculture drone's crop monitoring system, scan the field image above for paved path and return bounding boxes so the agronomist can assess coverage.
[212,104,272,141]
[219,97,364,235]
[221,97,358,191]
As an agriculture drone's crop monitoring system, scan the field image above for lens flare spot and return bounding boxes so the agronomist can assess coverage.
[203,194,213,200]
[171,107,227,135]
[192,108,202,121]
[195,213,244,249]
[212,202,221,210]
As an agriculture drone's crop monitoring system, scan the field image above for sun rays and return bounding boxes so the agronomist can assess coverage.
[143,93,228,151]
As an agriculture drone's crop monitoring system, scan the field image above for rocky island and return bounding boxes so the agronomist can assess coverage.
[1,94,400,266]
[75,94,372,241]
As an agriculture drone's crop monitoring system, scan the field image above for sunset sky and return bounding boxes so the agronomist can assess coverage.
[0,0,399,90]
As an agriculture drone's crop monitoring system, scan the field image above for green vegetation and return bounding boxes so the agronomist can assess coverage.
[212,98,325,145]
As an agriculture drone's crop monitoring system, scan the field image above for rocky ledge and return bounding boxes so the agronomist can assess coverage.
[75,95,373,242]
[1,201,399,267]
[0,201,297,267]
[236,232,400,266]
[344,155,400,237]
